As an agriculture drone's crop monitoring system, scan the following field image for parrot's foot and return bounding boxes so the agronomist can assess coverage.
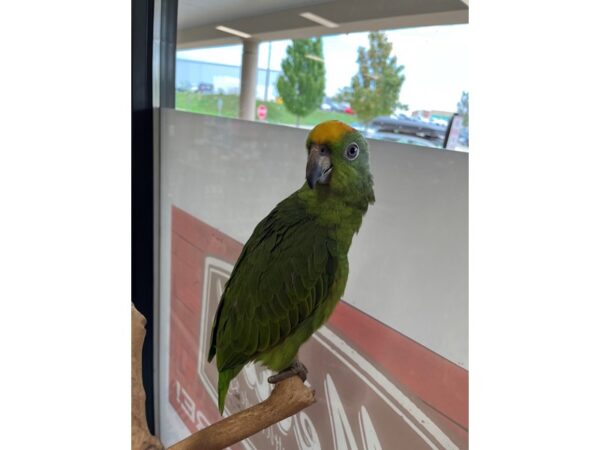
[268,360,308,384]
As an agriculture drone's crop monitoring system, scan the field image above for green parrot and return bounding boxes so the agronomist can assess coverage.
[208,120,375,414]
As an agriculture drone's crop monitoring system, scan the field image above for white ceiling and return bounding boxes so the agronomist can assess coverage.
[178,0,330,30]
[177,0,468,48]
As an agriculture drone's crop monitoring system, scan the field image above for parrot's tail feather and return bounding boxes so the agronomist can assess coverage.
[217,367,240,415]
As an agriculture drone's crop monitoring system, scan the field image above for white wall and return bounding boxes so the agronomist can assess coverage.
[157,109,467,442]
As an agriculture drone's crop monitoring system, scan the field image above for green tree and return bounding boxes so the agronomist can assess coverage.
[457,91,469,127]
[349,31,406,125]
[277,38,326,126]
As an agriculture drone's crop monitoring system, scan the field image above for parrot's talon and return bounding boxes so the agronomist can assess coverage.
[268,360,308,384]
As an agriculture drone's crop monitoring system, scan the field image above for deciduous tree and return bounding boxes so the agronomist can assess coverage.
[349,31,406,125]
[277,38,326,126]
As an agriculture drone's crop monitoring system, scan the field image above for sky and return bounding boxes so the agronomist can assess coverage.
[177,24,468,113]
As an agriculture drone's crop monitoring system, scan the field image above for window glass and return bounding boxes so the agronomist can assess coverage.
[159,2,469,448]
[176,26,468,151]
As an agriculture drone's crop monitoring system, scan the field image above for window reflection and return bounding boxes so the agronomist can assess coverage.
[175,25,468,151]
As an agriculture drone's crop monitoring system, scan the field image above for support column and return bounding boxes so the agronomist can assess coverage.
[239,39,259,120]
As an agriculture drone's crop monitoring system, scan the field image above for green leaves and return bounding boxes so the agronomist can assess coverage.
[349,31,406,124]
[277,38,326,120]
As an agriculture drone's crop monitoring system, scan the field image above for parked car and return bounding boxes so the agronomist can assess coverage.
[368,130,440,147]
[321,98,338,111]
[368,115,446,141]
[322,98,352,113]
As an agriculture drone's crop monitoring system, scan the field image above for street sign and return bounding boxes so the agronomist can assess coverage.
[257,104,267,121]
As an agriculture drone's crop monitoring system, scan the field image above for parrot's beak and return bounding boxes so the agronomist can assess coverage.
[306,144,332,189]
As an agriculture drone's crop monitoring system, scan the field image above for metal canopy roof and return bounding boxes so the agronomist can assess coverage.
[177,0,468,48]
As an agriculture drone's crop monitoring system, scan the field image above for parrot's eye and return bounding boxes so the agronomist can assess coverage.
[344,143,360,161]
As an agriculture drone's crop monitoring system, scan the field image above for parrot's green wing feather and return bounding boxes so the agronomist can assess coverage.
[209,193,338,374]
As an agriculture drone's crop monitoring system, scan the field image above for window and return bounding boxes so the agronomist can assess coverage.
[157,2,469,448]
[175,26,468,151]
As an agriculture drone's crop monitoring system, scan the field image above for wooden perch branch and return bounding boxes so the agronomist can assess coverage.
[168,376,315,450]
[132,304,165,450]
[132,304,316,450]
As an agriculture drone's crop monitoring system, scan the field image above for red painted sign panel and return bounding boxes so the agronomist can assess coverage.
[168,206,468,449]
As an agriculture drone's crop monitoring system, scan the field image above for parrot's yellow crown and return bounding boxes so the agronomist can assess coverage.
[307,120,355,145]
